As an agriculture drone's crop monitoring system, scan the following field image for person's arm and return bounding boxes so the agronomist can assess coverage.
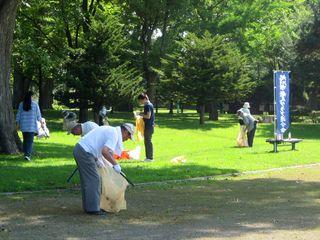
[101,146,117,165]
[35,103,44,128]
[140,105,151,119]
[101,146,121,173]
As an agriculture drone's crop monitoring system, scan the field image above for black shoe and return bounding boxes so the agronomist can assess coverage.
[87,210,107,216]
[24,156,31,161]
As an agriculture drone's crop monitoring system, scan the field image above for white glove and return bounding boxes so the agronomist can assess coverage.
[113,164,121,173]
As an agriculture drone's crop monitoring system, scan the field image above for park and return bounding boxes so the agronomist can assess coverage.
[1,0,320,240]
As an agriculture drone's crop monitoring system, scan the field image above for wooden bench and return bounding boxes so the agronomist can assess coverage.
[266,138,303,153]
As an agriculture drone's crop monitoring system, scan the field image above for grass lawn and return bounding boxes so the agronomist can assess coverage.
[0,109,319,192]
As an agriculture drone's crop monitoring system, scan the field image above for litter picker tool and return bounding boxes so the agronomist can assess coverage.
[120,172,135,187]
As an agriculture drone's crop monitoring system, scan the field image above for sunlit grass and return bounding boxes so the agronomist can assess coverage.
[0,109,319,192]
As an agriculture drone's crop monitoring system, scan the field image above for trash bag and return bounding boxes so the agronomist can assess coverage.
[237,125,248,147]
[37,118,50,139]
[135,116,145,141]
[98,161,129,213]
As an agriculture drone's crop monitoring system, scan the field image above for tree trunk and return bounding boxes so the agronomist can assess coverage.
[155,95,159,114]
[168,101,174,115]
[308,89,319,110]
[92,102,101,125]
[39,73,54,111]
[199,104,205,125]
[208,102,219,121]
[79,99,88,123]
[12,64,30,109]
[0,0,21,153]
[145,68,157,103]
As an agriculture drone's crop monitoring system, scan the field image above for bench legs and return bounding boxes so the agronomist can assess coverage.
[274,142,278,153]
[292,143,296,150]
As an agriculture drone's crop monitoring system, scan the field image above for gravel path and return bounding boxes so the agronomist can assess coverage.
[1,166,320,240]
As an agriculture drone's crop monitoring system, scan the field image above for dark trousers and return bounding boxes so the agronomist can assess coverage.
[247,123,257,147]
[73,143,100,212]
[144,127,154,159]
[22,132,35,157]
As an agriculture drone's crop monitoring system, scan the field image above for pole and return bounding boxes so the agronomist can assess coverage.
[120,172,135,187]
[273,71,277,139]
[67,167,78,183]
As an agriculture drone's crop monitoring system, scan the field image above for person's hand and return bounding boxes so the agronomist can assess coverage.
[113,164,121,173]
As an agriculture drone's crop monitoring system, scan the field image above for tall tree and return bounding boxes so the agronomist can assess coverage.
[294,0,320,110]
[55,2,141,122]
[119,0,191,103]
[0,0,21,153]
[166,32,251,124]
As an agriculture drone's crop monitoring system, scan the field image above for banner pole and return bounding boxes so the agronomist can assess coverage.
[273,71,277,139]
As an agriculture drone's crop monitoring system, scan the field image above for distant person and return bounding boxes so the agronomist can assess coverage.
[62,110,77,134]
[73,123,134,215]
[241,102,251,115]
[138,93,155,162]
[16,91,43,161]
[98,106,112,126]
[71,121,99,136]
[237,110,258,147]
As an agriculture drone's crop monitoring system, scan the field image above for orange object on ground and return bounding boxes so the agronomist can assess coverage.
[114,151,130,160]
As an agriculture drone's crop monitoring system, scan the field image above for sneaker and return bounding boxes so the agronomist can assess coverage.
[144,158,154,162]
[24,156,31,161]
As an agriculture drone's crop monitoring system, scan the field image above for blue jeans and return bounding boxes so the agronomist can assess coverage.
[22,132,35,157]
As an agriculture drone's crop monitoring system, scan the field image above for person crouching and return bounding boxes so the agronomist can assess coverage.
[72,123,134,215]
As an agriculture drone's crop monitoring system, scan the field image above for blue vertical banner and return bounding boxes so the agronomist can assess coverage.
[274,71,290,134]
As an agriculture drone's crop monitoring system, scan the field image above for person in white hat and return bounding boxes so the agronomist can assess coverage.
[241,102,251,115]
[72,123,134,215]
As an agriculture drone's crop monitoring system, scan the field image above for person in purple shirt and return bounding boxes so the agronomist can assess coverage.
[138,93,155,162]
[16,91,43,161]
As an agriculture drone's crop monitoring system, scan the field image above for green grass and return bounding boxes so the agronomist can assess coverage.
[0,109,319,192]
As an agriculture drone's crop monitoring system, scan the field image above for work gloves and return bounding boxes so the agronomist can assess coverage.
[113,164,121,174]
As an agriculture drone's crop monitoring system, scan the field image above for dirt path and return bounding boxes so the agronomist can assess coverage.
[1,166,320,240]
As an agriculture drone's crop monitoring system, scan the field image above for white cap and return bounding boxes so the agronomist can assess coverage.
[122,123,135,140]
[243,102,250,108]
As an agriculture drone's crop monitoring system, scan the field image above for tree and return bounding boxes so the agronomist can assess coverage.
[119,0,191,103]
[167,32,251,124]
[294,0,320,110]
[12,1,64,110]
[55,3,141,122]
[0,0,21,153]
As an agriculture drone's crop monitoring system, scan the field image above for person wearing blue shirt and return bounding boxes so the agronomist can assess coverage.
[16,91,43,161]
[138,93,155,162]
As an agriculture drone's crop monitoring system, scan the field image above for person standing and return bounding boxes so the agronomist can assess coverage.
[237,110,257,147]
[73,123,134,215]
[16,91,43,161]
[138,93,155,162]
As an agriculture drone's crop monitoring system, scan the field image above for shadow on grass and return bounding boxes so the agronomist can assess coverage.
[257,123,320,140]
[0,162,238,192]
[1,177,320,239]
[156,113,238,130]
[34,142,74,159]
